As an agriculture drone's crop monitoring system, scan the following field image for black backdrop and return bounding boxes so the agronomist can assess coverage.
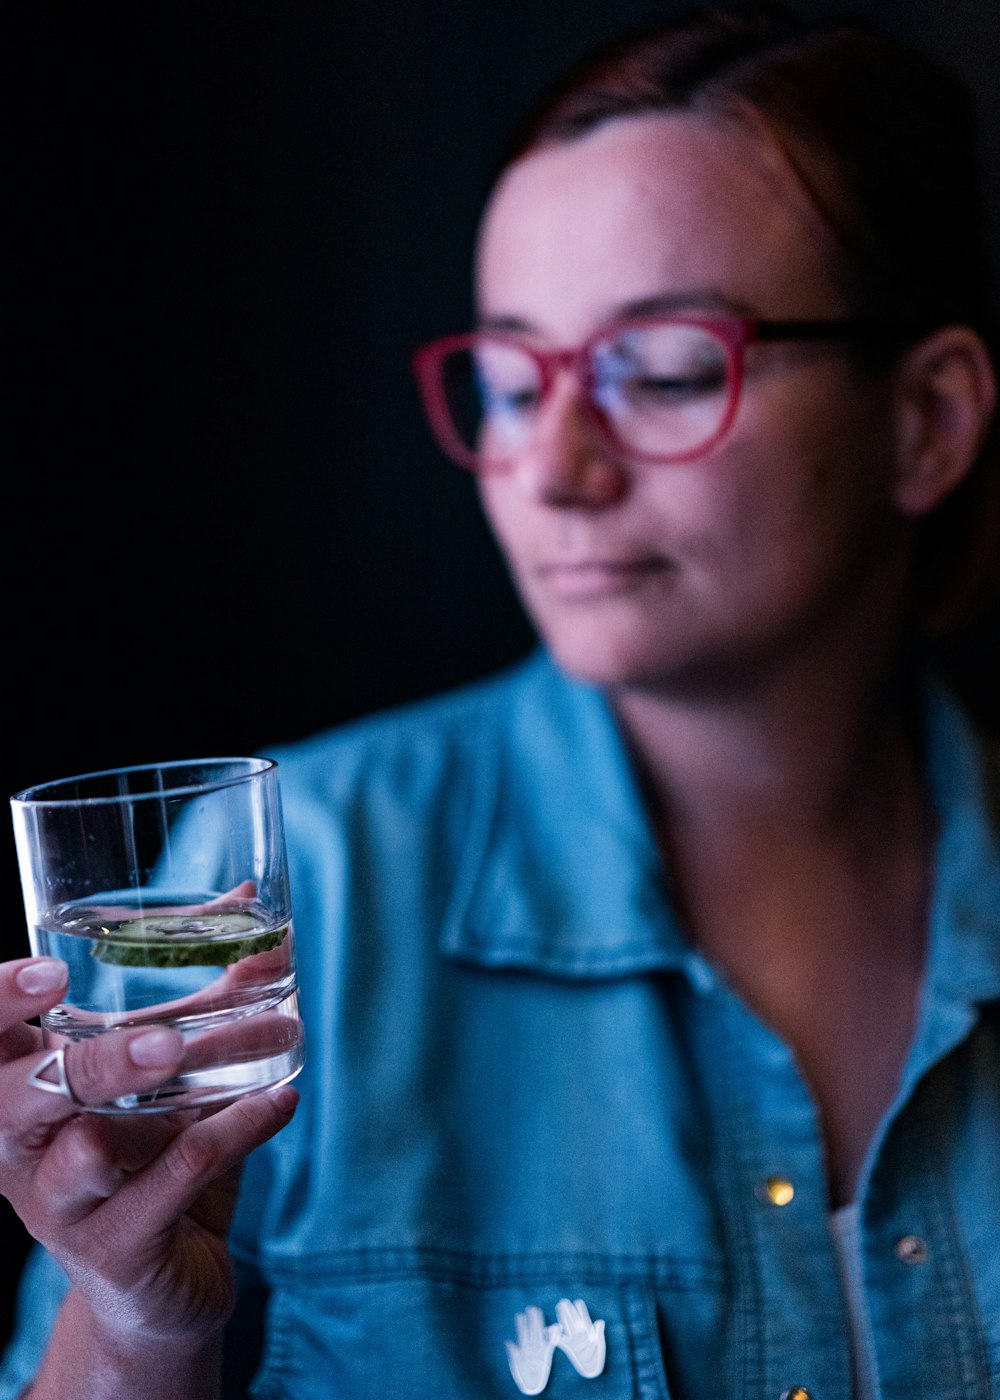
[5,0,1000,1349]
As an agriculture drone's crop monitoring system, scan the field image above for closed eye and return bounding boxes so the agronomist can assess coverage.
[598,369,726,413]
[630,370,726,399]
[482,385,543,416]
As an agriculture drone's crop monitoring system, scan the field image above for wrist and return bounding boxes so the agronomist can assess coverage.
[32,1290,224,1400]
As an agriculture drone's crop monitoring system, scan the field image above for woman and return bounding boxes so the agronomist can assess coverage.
[2,5,999,1396]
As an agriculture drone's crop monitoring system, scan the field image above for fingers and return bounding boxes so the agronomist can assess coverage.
[3,1027,185,1149]
[30,1113,184,1229]
[9,1073,295,1250]
[0,958,67,1057]
[9,955,67,1004]
[107,1086,299,1245]
[222,942,289,988]
[61,1027,186,1109]
[179,1010,300,1073]
[517,1305,545,1345]
[206,880,257,909]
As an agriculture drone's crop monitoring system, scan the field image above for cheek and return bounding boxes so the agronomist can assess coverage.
[706,467,841,589]
[718,371,895,532]
[476,479,531,566]
[637,459,784,561]
[703,424,899,609]
[657,456,853,606]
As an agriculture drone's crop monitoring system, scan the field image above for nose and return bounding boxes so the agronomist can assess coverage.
[509,374,628,508]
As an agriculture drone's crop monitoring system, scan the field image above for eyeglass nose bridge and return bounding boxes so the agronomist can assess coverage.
[532,341,628,448]
[526,363,605,470]
[532,342,593,396]
[522,343,622,464]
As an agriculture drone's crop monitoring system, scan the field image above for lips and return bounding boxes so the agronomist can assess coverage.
[535,557,669,600]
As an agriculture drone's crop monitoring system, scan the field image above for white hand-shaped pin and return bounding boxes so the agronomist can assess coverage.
[506,1305,559,1395]
[552,1298,607,1379]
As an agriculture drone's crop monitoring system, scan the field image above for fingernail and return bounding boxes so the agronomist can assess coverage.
[270,1085,299,1115]
[129,1028,184,1067]
[16,959,67,995]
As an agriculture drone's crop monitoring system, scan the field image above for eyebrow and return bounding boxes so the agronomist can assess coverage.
[476,313,537,334]
[476,290,756,335]
[619,290,754,319]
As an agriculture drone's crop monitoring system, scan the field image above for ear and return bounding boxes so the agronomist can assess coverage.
[891,326,997,518]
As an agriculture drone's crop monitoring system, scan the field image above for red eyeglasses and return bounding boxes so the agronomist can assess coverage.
[411,314,894,471]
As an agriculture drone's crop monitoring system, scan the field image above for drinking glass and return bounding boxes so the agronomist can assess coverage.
[10,757,305,1113]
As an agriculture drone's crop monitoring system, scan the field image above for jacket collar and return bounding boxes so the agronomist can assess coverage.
[439,652,702,980]
[922,682,1000,1005]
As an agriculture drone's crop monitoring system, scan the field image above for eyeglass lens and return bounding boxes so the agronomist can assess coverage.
[437,323,731,465]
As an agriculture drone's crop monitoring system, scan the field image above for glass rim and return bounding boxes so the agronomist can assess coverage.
[10,756,278,809]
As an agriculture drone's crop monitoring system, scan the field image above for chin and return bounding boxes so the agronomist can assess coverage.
[541,623,766,701]
[542,626,674,690]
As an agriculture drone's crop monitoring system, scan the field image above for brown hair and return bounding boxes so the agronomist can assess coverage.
[494,3,999,634]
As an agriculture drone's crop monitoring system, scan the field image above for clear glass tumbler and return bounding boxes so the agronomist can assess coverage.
[10,757,305,1113]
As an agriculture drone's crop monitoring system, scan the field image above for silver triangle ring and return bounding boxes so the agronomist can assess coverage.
[28,1048,77,1102]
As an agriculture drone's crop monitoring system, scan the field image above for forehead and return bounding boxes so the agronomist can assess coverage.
[475,112,846,332]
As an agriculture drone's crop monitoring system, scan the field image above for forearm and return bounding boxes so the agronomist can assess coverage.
[27,1289,223,1400]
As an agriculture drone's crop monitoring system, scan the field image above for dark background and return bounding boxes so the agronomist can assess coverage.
[5,0,1000,1352]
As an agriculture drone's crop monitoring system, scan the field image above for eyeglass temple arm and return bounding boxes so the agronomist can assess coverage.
[755,318,930,344]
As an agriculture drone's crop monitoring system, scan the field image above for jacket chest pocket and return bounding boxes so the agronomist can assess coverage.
[251,1270,673,1400]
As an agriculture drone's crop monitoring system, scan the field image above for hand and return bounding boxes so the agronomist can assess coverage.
[505,1305,559,1395]
[0,954,298,1354]
[553,1297,606,1378]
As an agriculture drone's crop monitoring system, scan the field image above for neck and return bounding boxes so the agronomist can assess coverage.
[611,618,924,852]
[610,629,933,1206]
[607,619,933,1018]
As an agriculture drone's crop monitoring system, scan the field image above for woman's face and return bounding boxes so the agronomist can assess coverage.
[474,113,911,695]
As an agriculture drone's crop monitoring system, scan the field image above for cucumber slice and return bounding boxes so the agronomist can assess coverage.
[116,913,259,939]
[91,912,288,968]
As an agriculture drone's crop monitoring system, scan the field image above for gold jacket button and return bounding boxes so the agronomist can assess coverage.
[757,1175,795,1206]
[895,1234,929,1264]
[779,1388,812,1400]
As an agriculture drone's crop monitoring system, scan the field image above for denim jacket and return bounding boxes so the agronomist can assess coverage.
[4,651,1000,1399]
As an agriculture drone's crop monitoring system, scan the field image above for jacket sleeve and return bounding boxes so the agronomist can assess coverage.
[0,1245,69,1398]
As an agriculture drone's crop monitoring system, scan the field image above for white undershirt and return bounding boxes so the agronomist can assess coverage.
[830,1203,879,1400]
